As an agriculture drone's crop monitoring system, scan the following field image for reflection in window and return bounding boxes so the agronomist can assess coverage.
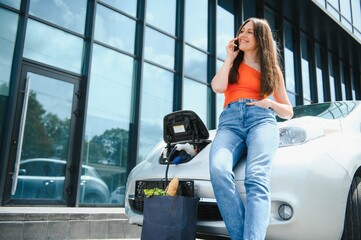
[340,63,346,100]
[0,8,18,150]
[146,0,176,34]
[326,0,340,20]
[184,45,207,81]
[0,8,18,94]
[284,22,296,105]
[100,0,137,17]
[183,78,208,127]
[340,0,351,21]
[0,0,20,9]
[301,34,311,104]
[216,60,225,126]
[216,3,234,59]
[95,4,136,53]
[185,0,208,50]
[315,44,324,102]
[144,27,175,69]
[351,0,361,32]
[23,19,84,74]
[83,44,133,205]
[138,63,173,163]
[29,0,87,34]
[328,53,336,101]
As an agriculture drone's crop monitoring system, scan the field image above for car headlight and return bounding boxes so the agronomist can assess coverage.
[278,120,325,147]
[279,126,307,147]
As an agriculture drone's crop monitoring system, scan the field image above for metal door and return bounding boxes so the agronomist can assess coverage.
[4,64,80,205]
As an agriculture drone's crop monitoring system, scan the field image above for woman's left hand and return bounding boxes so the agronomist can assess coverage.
[246,99,273,109]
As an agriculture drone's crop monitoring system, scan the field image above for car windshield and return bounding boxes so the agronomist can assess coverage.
[277,101,359,122]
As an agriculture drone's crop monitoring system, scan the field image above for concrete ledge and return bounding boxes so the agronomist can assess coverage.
[0,207,142,240]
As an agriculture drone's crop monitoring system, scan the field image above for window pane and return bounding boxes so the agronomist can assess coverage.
[284,23,296,94]
[95,4,136,53]
[0,0,20,9]
[185,0,208,50]
[315,44,324,102]
[340,0,351,21]
[144,27,175,69]
[340,63,346,100]
[351,70,356,99]
[0,8,18,145]
[216,60,225,126]
[100,0,137,17]
[24,19,84,74]
[83,44,133,205]
[184,45,207,81]
[327,2,340,20]
[183,78,208,127]
[146,0,176,34]
[351,0,361,31]
[0,8,18,94]
[301,35,311,103]
[216,4,234,59]
[138,63,173,163]
[29,0,87,34]
[328,53,336,101]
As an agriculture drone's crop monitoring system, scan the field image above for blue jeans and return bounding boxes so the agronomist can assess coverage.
[209,99,279,240]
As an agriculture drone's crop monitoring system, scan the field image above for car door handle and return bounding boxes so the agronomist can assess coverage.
[11,76,31,195]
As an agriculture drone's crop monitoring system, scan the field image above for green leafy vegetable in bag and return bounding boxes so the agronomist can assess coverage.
[143,188,166,198]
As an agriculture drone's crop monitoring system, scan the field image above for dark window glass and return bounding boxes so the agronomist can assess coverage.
[23,19,84,74]
[146,0,176,34]
[301,34,311,104]
[95,4,136,53]
[315,44,324,102]
[284,22,296,106]
[328,53,336,101]
[0,9,18,141]
[29,0,87,34]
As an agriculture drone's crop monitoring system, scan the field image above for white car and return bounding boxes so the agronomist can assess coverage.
[125,101,361,240]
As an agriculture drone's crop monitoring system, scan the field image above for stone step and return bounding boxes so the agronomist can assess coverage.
[0,207,141,240]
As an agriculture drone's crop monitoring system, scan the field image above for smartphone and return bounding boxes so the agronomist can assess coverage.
[233,39,239,51]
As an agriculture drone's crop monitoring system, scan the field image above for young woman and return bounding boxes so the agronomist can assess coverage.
[209,18,293,240]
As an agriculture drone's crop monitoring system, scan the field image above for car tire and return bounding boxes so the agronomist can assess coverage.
[342,174,361,240]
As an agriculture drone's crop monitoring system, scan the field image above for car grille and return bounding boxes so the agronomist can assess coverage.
[130,180,223,221]
[129,199,222,221]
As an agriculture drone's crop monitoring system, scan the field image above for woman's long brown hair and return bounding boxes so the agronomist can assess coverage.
[228,18,280,98]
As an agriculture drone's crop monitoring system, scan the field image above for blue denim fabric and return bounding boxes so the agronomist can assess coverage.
[209,99,279,240]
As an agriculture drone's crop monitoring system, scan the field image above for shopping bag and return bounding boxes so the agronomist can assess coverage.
[141,195,199,240]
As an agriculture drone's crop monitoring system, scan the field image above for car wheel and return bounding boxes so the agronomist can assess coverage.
[83,193,102,204]
[342,174,361,240]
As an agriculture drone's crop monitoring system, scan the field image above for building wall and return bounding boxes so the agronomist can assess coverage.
[0,0,360,207]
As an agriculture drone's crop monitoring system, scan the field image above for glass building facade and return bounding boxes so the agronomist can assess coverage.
[0,0,360,207]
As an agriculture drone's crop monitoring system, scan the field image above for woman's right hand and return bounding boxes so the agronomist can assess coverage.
[225,37,240,61]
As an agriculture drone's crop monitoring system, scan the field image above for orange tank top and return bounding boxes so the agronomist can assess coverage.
[223,63,263,107]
